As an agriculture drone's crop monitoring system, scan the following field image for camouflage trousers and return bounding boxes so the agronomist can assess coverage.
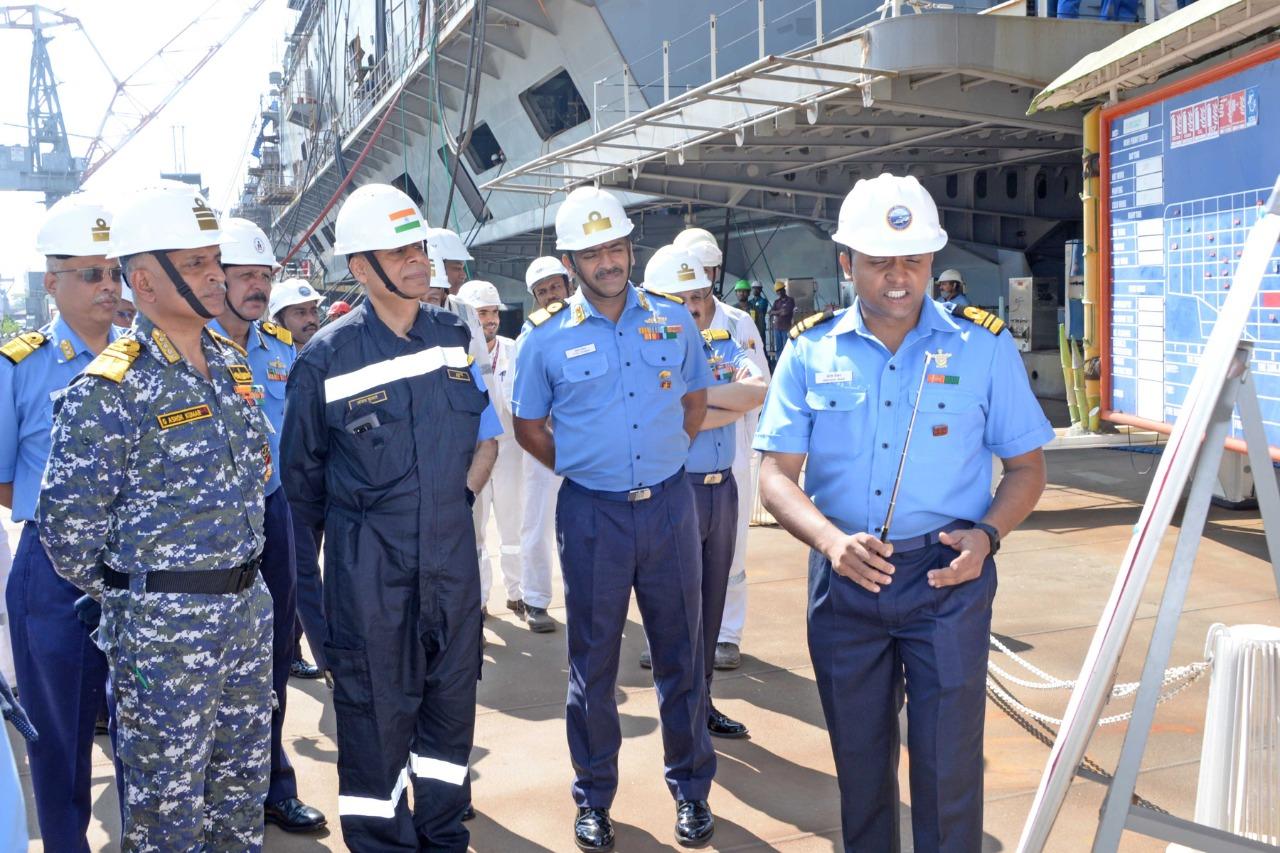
[99,575,273,852]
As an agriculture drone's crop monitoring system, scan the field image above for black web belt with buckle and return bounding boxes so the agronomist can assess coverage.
[102,557,261,594]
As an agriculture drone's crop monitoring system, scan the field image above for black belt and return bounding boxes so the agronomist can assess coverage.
[888,520,971,553]
[689,469,731,486]
[102,557,261,594]
[565,469,686,503]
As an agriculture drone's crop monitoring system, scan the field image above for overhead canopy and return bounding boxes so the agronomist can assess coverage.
[1031,0,1280,113]
[479,13,1137,254]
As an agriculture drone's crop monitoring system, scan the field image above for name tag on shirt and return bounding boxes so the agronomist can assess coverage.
[565,343,597,359]
[815,370,852,385]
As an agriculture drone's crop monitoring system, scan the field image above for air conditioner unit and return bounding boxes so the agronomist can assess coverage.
[1171,623,1280,850]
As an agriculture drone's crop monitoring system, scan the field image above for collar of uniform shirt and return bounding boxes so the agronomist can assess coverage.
[565,281,646,321]
[49,314,93,364]
[829,295,961,346]
[363,300,436,357]
[207,318,269,351]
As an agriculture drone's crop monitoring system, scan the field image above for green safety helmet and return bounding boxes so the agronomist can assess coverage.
[733,279,751,292]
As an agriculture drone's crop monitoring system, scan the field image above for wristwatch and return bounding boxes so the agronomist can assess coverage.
[972,522,1001,556]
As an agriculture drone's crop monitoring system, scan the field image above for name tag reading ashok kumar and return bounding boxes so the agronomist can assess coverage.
[157,404,213,429]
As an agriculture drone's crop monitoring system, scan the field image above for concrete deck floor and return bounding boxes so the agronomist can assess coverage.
[11,446,1280,851]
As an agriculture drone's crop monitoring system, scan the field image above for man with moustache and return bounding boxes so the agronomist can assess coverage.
[282,184,500,851]
[512,186,717,851]
[756,174,1051,852]
[1,193,122,852]
[269,277,326,349]
[515,256,573,634]
[39,185,274,850]
[208,219,326,834]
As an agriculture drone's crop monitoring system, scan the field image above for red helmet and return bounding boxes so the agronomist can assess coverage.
[327,300,352,319]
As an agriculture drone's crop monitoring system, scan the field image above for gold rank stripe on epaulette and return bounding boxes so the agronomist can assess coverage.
[701,328,732,343]
[643,288,684,304]
[0,331,48,365]
[528,300,565,327]
[260,321,293,346]
[85,339,142,383]
[208,329,247,357]
[789,308,836,340]
[959,305,1006,335]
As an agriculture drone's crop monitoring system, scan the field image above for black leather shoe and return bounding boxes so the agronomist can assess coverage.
[265,797,326,833]
[574,806,614,852]
[675,799,714,848]
[290,657,322,680]
[708,705,749,739]
[462,804,476,821]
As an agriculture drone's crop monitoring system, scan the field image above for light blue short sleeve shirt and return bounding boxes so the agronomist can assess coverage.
[754,299,1053,539]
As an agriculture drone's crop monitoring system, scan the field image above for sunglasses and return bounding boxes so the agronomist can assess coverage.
[52,266,124,284]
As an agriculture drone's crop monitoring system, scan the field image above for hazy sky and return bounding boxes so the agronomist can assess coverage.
[0,0,293,297]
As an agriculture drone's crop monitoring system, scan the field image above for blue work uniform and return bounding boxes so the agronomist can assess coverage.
[208,317,301,806]
[754,298,1053,852]
[687,330,757,699]
[281,301,500,852]
[511,284,717,809]
[0,318,119,853]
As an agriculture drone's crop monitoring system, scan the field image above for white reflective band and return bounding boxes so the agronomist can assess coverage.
[410,754,468,785]
[337,766,410,819]
[324,346,469,403]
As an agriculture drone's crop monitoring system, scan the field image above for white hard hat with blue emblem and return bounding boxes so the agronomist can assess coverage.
[269,277,326,319]
[832,173,947,257]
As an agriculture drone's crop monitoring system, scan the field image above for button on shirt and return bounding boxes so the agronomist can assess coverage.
[754,298,1053,539]
[38,314,270,596]
[512,285,713,492]
[208,319,296,495]
[688,334,758,475]
[0,317,121,523]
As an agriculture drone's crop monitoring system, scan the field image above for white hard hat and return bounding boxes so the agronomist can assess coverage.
[524,256,570,291]
[332,183,427,256]
[937,268,964,284]
[555,186,634,252]
[673,227,723,268]
[642,246,711,295]
[106,185,222,259]
[36,193,113,257]
[831,173,947,257]
[427,256,451,290]
[425,227,473,262]
[269,277,324,319]
[457,279,503,309]
[220,217,280,269]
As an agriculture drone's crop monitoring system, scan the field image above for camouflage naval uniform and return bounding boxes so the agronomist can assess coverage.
[38,313,274,852]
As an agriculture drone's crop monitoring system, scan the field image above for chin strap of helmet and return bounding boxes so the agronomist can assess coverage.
[363,251,417,301]
[152,251,218,320]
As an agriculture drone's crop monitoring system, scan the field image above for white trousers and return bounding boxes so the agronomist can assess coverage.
[520,452,561,610]
[0,526,13,684]
[718,448,757,646]
[477,437,525,605]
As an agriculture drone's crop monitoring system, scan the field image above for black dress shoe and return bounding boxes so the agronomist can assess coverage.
[265,797,327,833]
[708,705,749,739]
[462,804,476,821]
[674,799,714,848]
[574,806,614,852]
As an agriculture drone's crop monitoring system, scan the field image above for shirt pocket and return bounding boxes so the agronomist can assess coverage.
[912,388,984,460]
[804,384,871,454]
[335,417,413,489]
[639,341,682,371]
[561,351,609,383]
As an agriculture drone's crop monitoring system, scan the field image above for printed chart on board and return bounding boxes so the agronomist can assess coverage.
[1105,48,1280,447]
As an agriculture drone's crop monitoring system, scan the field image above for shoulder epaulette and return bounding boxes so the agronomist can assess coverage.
[0,331,48,365]
[790,308,836,340]
[209,329,247,357]
[957,305,1006,335]
[84,339,142,383]
[260,321,293,346]
[528,300,565,327]
[701,328,732,343]
[643,288,684,304]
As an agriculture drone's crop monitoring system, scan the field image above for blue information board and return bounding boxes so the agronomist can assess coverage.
[1103,44,1280,448]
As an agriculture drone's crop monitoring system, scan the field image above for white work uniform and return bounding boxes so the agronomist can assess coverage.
[709,298,770,646]
[475,334,524,606]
